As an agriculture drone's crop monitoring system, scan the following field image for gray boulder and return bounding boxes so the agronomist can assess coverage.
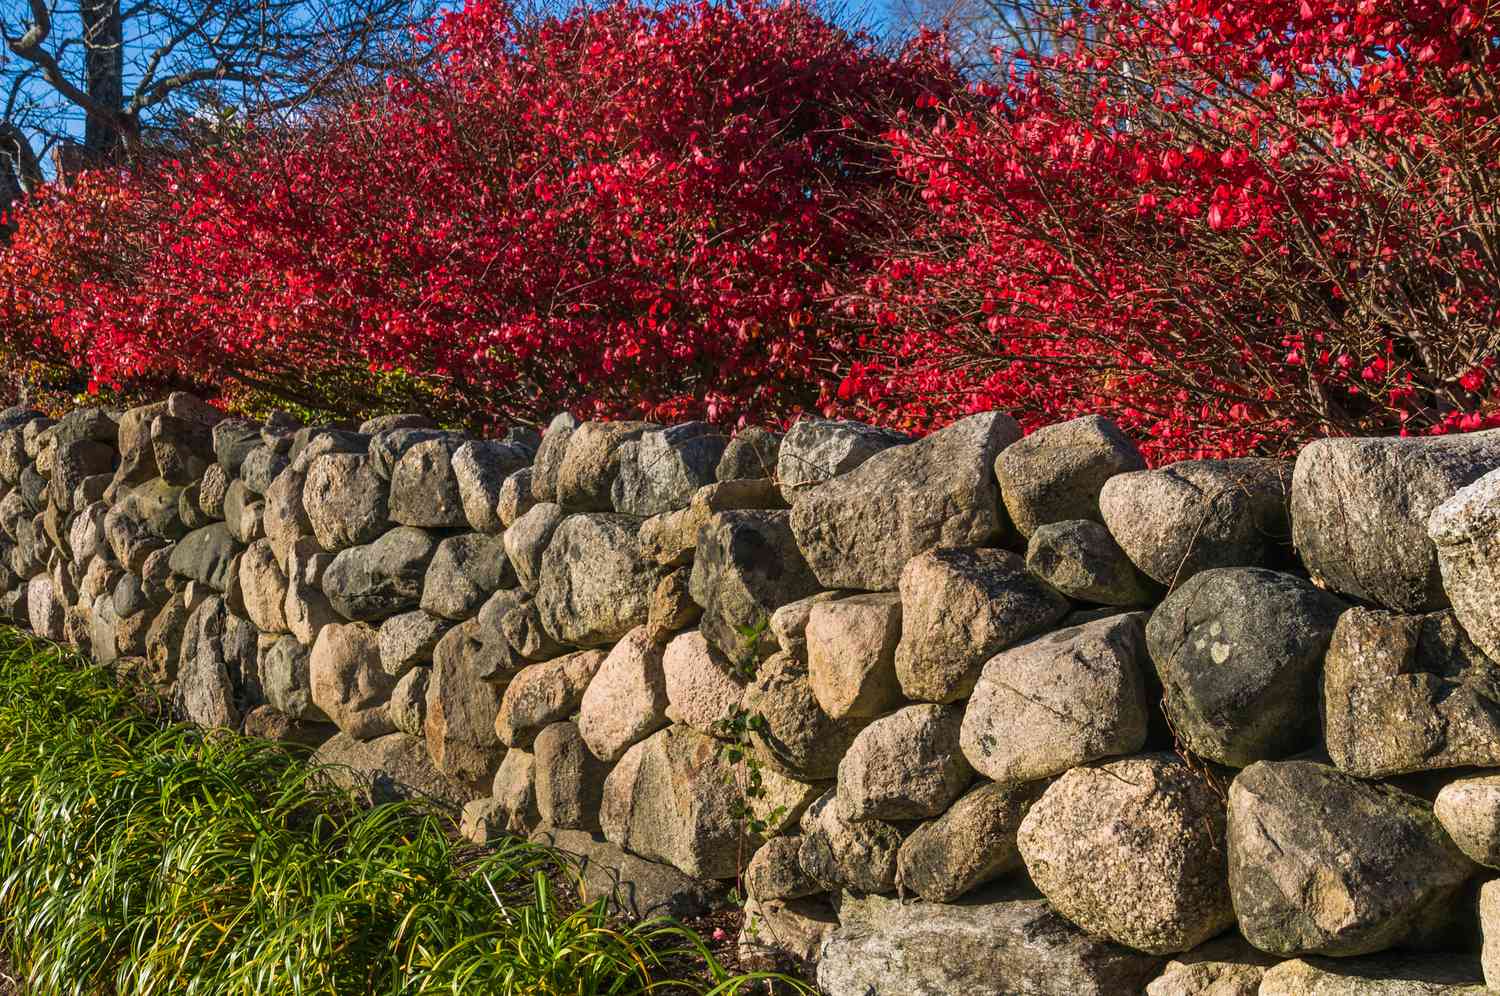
[611,422,727,516]
[555,421,655,512]
[1293,430,1500,611]
[690,509,821,662]
[239,445,289,495]
[1430,467,1500,661]
[1018,755,1234,955]
[451,439,530,534]
[376,609,452,677]
[960,613,1149,786]
[536,514,665,647]
[303,453,390,551]
[897,780,1043,903]
[262,635,323,721]
[895,547,1070,703]
[529,412,578,503]
[790,412,1019,591]
[837,703,971,821]
[322,527,440,622]
[368,427,447,479]
[176,595,240,729]
[1227,760,1475,957]
[775,418,909,495]
[996,414,1145,537]
[212,419,263,474]
[1025,519,1159,606]
[419,533,513,621]
[1325,607,1500,777]
[503,501,564,593]
[1099,458,1293,587]
[797,790,904,894]
[424,620,507,787]
[1147,568,1346,766]
[169,523,242,592]
[389,437,468,528]
[497,467,536,528]
[817,887,1162,996]
[533,721,611,831]
[388,666,428,737]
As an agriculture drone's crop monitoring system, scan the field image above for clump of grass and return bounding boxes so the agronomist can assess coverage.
[0,629,803,996]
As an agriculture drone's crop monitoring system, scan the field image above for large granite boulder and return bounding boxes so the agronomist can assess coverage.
[1294,430,1500,610]
[1435,775,1500,868]
[533,721,610,831]
[1025,519,1159,606]
[577,626,671,762]
[555,421,654,512]
[1324,607,1500,777]
[806,592,903,720]
[1227,760,1475,957]
[528,412,578,503]
[775,419,909,495]
[389,437,469,528]
[1099,458,1293,587]
[689,509,821,662]
[302,453,390,551]
[1430,467,1500,661]
[535,514,664,647]
[322,527,440,622]
[494,649,607,747]
[419,533,512,621]
[995,414,1145,537]
[816,887,1163,996]
[1147,567,1346,766]
[717,427,781,481]
[169,523,242,592]
[960,613,1150,786]
[424,620,506,787]
[451,439,530,534]
[837,703,971,821]
[897,780,1043,903]
[309,622,397,741]
[611,422,727,516]
[895,547,1070,703]
[790,412,1019,591]
[741,651,866,782]
[1018,754,1234,955]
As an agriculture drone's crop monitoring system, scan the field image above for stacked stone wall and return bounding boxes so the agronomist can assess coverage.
[7,396,1500,993]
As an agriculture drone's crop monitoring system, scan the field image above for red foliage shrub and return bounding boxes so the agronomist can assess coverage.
[847,0,1500,460]
[0,0,953,427]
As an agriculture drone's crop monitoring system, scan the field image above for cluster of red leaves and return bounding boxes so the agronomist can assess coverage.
[4,0,1500,460]
[0,0,954,428]
[849,0,1500,460]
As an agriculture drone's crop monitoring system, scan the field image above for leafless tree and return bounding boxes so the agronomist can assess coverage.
[885,0,1087,75]
[0,0,433,219]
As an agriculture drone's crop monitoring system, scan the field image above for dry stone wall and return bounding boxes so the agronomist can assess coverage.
[9,395,1500,993]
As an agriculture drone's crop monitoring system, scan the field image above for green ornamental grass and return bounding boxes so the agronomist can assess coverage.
[0,628,806,996]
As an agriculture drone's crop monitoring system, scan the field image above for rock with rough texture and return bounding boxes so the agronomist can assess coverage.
[805,592,903,720]
[1026,519,1159,606]
[791,412,1020,590]
[1227,759,1475,957]
[497,467,536,528]
[600,725,754,879]
[1145,934,1279,996]
[213,419,263,474]
[717,427,781,481]
[996,415,1145,538]
[531,825,728,919]
[451,439,530,534]
[536,514,664,647]
[1430,467,1500,661]
[240,446,289,495]
[1484,880,1500,989]
[377,609,451,677]
[662,629,745,734]
[420,533,512,621]
[578,626,671,763]
[314,731,469,808]
[283,538,339,646]
[262,466,311,568]
[529,413,578,503]
[309,622,397,740]
[897,780,1043,903]
[1259,955,1488,995]
[1294,430,1500,611]
[1434,775,1500,868]
[1147,568,1346,767]
[424,620,506,786]
[1018,755,1234,955]
[960,613,1150,785]
[1324,607,1500,777]
[742,651,865,781]
[1100,458,1293,587]
[644,567,701,644]
[745,836,821,901]
[689,509,821,662]
[837,704,971,821]
[150,414,214,486]
[322,527,439,622]
[388,665,429,736]
[816,886,1163,996]
[169,523,242,592]
[503,501,564,593]
[228,536,286,633]
[895,547,1071,703]
[262,635,323,721]
[534,721,610,831]
[303,453,390,551]
[775,419,909,495]
[494,649,607,747]
[768,590,843,660]
[389,437,468,527]
[738,895,837,978]
[556,421,655,512]
[176,596,240,729]
[499,597,564,661]
[611,422,727,516]
[797,790,904,893]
